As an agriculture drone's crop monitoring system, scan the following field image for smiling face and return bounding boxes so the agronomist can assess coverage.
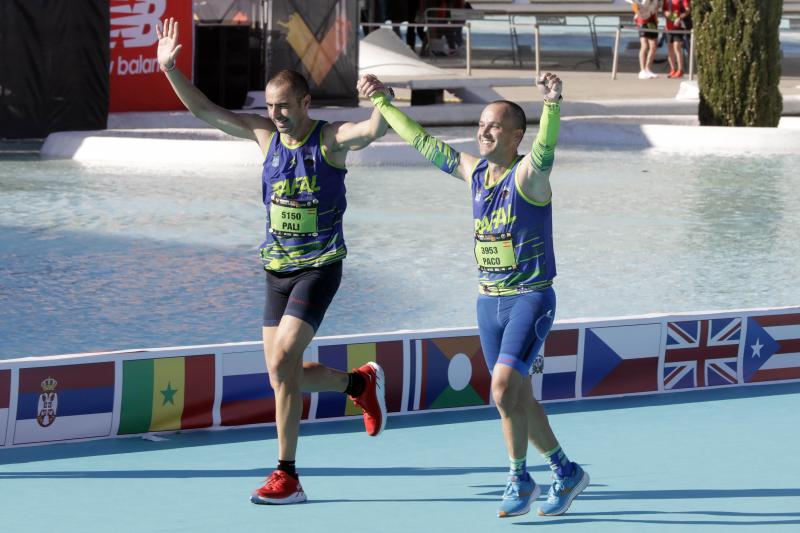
[476,102,524,162]
[265,81,311,137]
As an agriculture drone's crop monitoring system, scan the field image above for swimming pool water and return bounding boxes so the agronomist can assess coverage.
[1,149,798,359]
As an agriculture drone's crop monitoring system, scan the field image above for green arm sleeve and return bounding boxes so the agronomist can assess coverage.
[530,99,561,172]
[370,93,460,174]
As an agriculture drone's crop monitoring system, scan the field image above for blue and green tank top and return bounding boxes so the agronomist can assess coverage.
[471,156,556,296]
[259,120,347,272]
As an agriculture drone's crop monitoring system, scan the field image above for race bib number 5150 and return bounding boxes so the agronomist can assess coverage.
[269,198,318,237]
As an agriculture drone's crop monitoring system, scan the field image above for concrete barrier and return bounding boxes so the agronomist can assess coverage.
[43,115,800,166]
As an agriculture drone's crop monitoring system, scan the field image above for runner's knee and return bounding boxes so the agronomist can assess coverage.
[267,348,302,387]
[492,373,522,414]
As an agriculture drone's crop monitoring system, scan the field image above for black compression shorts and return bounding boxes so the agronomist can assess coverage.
[263,261,342,332]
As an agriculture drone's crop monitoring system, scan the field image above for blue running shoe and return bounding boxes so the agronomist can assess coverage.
[537,463,589,516]
[497,472,541,518]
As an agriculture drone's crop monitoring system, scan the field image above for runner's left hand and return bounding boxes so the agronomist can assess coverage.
[537,72,563,101]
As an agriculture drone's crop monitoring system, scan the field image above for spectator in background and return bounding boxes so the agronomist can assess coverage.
[389,1,427,53]
[627,0,661,79]
[664,0,691,78]
[445,0,467,56]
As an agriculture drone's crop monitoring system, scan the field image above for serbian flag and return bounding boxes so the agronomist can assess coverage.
[583,323,661,397]
[532,328,579,401]
[0,370,10,446]
[15,363,115,444]
[412,335,491,410]
[220,350,310,426]
[743,313,800,383]
[315,341,404,419]
[118,355,214,435]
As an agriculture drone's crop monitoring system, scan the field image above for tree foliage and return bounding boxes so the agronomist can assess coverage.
[695,0,783,126]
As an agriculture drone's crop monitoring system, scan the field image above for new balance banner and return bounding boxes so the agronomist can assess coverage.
[118,355,214,434]
[221,350,310,426]
[110,0,193,111]
[15,363,114,445]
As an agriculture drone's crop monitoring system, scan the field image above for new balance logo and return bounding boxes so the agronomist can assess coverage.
[110,0,166,49]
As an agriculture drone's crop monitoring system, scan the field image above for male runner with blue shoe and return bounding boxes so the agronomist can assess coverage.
[360,73,589,518]
[157,18,389,505]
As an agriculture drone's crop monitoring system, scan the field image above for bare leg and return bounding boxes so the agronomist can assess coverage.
[667,39,677,72]
[492,365,529,460]
[523,381,559,454]
[645,38,657,73]
[639,36,648,71]
[674,41,684,73]
[262,316,348,462]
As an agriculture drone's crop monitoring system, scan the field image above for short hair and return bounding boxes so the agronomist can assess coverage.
[267,69,310,100]
[489,100,527,134]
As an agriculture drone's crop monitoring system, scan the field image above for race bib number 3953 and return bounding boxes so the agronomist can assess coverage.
[474,235,516,272]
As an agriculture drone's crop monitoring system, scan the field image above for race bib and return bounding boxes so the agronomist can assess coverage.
[269,197,318,237]
[474,233,517,272]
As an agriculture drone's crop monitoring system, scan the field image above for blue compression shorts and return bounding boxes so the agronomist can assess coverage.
[476,287,556,376]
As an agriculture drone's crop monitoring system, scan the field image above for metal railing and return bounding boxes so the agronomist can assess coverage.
[611,25,695,80]
[362,20,549,79]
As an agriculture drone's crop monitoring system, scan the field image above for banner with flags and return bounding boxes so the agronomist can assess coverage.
[2,306,799,448]
[220,349,310,426]
[315,341,405,419]
[583,323,661,397]
[0,370,9,446]
[410,335,491,411]
[15,363,115,444]
[533,328,580,401]
[663,318,741,390]
[743,313,800,383]
[118,355,215,434]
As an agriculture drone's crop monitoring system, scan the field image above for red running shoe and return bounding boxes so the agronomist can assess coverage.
[350,362,387,436]
[250,470,307,505]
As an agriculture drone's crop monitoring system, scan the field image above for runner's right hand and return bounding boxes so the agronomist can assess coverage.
[357,74,390,99]
[156,17,183,72]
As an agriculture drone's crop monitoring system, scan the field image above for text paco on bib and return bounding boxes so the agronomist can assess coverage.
[474,232,517,272]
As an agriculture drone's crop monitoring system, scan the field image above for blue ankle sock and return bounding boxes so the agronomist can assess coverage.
[542,445,574,478]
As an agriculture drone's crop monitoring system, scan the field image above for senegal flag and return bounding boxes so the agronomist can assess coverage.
[118,355,214,435]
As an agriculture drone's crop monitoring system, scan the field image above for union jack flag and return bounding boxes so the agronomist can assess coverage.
[663,318,741,389]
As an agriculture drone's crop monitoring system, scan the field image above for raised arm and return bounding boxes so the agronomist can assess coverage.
[157,18,274,152]
[514,73,563,204]
[359,76,478,182]
[323,75,390,154]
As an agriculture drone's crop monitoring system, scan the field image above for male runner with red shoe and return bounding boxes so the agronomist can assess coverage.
[156,18,389,504]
